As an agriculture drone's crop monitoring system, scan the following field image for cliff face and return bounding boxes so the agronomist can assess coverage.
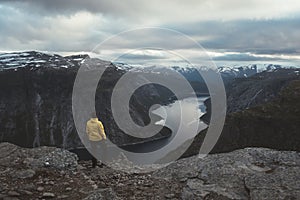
[184,69,300,157]
[0,52,171,149]
[0,66,78,148]
[214,78,300,153]
[226,68,300,113]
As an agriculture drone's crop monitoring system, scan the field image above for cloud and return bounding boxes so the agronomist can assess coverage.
[213,53,280,61]
[117,49,167,60]
[1,0,300,23]
[251,49,299,55]
[171,18,300,55]
[0,1,299,64]
[0,5,129,52]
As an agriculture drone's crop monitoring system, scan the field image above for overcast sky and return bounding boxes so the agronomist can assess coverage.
[0,0,300,66]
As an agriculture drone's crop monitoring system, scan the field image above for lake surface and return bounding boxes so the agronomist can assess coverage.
[152,96,208,132]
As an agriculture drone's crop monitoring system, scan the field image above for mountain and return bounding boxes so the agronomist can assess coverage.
[115,63,258,82]
[0,51,299,154]
[0,51,172,149]
[115,62,297,84]
[226,68,300,113]
[0,51,88,70]
[183,68,300,158]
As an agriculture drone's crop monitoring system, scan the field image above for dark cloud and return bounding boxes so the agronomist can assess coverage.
[213,53,280,61]
[252,49,299,55]
[2,0,300,22]
[0,0,120,15]
[0,4,128,52]
[117,53,165,60]
[171,18,300,55]
[0,0,153,19]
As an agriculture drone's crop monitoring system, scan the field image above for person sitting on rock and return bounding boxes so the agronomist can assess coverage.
[86,112,107,168]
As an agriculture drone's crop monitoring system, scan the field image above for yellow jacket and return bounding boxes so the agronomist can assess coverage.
[86,118,106,141]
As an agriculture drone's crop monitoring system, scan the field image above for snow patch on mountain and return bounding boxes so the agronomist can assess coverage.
[0,51,89,71]
[0,51,298,79]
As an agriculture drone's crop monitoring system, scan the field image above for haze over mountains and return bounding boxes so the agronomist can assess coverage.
[0,51,297,76]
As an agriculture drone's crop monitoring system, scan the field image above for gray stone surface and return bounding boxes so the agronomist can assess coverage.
[11,169,36,179]
[1,142,300,199]
[33,149,78,170]
[0,142,78,171]
[154,148,300,200]
[82,188,121,200]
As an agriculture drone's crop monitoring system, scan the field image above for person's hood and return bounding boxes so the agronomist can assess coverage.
[89,118,99,123]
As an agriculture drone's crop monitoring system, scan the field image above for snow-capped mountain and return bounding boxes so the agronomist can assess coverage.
[0,51,298,83]
[0,51,88,71]
[114,61,298,82]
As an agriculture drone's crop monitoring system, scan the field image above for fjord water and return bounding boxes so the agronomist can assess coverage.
[110,96,209,164]
[72,96,209,164]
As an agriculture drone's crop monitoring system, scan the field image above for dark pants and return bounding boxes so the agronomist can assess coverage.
[90,140,106,168]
